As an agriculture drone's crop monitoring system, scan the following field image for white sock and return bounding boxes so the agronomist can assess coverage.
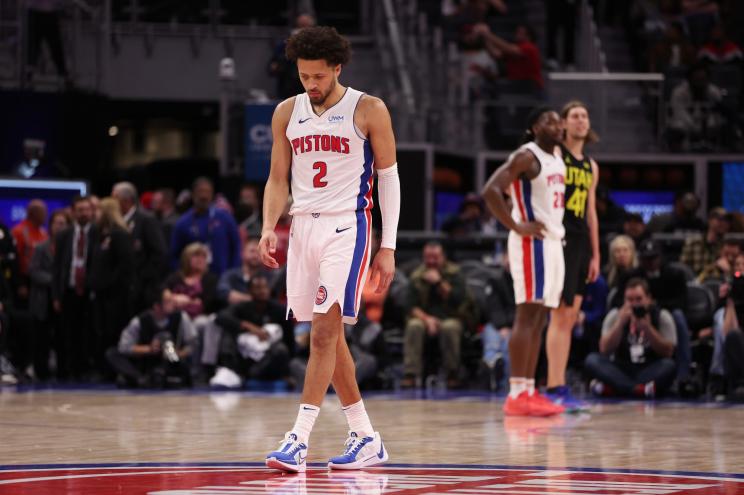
[526,379,536,396]
[509,377,526,399]
[342,399,374,437]
[291,403,320,444]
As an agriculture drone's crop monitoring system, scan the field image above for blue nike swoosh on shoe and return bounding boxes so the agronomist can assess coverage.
[336,227,352,233]
[299,117,311,123]
[377,442,385,459]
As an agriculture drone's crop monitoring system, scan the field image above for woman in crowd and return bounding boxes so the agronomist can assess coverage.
[90,197,134,374]
[164,242,219,320]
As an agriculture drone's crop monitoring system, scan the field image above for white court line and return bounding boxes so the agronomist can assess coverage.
[0,468,259,484]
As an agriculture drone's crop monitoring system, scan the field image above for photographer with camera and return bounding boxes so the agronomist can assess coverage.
[585,278,677,398]
[106,290,196,388]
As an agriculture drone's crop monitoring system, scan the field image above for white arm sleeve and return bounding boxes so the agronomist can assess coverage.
[376,163,400,250]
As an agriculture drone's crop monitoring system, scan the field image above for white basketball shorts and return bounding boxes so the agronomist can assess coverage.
[508,232,565,309]
[286,210,372,325]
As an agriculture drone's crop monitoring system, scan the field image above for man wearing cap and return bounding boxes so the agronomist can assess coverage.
[679,207,732,277]
[622,212,649,248]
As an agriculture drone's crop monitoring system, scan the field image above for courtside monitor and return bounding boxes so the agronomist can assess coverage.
[0,178,88,227]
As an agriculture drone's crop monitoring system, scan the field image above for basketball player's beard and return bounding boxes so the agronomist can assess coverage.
[308,79,337,106]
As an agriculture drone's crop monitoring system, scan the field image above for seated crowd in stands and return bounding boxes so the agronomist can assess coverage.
[2,182,744,403]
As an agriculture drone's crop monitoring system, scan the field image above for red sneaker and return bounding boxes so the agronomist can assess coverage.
[503,391,531,416]
[528,392,565,417]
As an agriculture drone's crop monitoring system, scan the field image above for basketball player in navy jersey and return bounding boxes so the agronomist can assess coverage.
[544,101,600,411]
[259,26,400,472]
[482,108,566,417]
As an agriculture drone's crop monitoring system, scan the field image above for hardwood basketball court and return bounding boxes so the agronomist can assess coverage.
[1,388,743,494]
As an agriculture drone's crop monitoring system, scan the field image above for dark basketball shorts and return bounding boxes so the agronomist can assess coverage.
[561,231,591,306]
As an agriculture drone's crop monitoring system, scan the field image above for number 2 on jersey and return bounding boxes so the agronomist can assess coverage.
[313,161,328,188]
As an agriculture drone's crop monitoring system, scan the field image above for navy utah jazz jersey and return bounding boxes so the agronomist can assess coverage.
[561,145,593,235]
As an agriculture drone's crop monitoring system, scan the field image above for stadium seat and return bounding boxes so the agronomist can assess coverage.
[669,261,696,282]
[685,282,715,335]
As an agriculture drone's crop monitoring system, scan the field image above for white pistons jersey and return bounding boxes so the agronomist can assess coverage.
[509,141,566,241]
[286,87,374,215]
[283,87,375,324]
[507,141,566,308]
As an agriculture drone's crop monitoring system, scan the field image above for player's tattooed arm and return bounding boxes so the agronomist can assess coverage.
[482,150,545,239]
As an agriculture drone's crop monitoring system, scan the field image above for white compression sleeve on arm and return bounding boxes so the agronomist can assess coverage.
[376,163,400,250]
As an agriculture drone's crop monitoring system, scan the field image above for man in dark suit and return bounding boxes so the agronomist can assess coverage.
[112,182,168,313]
[52,196,97,380]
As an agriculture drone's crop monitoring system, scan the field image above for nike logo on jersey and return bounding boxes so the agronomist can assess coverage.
[302,406,316,410]
[336,227,352,233]
[298,117,312,124]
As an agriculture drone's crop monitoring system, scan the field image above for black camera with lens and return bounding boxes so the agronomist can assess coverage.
[632,305,648,318]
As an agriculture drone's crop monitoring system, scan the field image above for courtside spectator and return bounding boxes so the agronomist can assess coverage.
[171,177,241,276]
[107,291,196,388]
[647,191,705,234]
[604,235,638,296]
[622,213,650,248]
[165,242,219,320]
[217,239,268,306]
[698,238,742,283]
[680,207,731,276]
[112,182,168,313]
[215,274,291,382]
[586,278,677,398]
[89,198,134,376]
[402,241,472,389]
[29,209,69,381]
[52,196,96,380]
[151,188,180,243]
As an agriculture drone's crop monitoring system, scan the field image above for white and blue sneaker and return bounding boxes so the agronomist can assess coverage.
[328,431,389,470]
[265,432,308,473]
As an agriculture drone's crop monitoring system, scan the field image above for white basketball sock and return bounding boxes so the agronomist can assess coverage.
[509,377,526,399]
[342,399,374,437]
[526,379,536,396]
[291,403,320,444]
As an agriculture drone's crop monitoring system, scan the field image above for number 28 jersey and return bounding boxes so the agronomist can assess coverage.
[286,87,374,216]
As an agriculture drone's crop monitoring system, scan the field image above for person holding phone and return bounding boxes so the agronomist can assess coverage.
[584,277,677,398]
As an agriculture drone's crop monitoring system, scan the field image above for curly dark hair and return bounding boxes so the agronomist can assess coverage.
[285,26,352,66]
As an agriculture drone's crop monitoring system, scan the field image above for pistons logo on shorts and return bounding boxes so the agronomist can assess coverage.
[315,285,328,305]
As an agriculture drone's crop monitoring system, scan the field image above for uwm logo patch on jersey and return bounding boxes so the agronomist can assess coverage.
[286,87,374,216]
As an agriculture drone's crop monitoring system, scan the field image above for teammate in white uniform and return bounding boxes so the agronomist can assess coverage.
[482,107,567,417]
[260,26,400,473]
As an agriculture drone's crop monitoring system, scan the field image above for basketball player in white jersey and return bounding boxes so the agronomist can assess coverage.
[259,26,400,473]
[482,107,567,417]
